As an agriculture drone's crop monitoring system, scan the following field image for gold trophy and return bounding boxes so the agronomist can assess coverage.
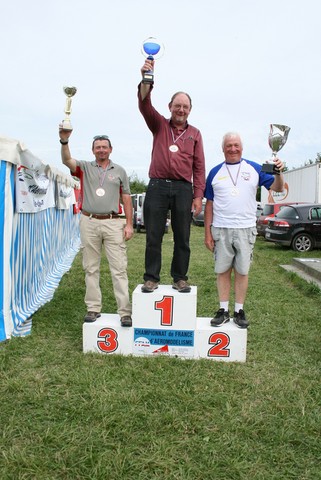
[62,86,77,130]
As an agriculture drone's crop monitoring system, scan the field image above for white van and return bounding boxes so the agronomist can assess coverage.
[131,193,146,232]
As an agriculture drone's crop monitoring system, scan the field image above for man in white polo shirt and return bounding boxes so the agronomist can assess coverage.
[204,132,284,328]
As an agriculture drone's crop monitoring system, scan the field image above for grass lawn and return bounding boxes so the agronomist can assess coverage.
[0,226,320,479]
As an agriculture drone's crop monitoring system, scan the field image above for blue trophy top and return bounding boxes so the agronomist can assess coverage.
[142,37,164,59]
[143,41,161,56]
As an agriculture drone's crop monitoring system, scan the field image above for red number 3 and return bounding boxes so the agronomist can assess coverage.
[97,328,118,353]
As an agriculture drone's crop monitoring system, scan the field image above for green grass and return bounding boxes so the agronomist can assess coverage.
[1,227,321,479]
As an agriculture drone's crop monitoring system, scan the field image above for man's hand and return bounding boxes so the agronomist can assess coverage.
[124,224,134,241]
[59,123,72,143]
[273,156,284,172]
[141,59,154,78]
[204,232,214,252]
[192,197,202,216]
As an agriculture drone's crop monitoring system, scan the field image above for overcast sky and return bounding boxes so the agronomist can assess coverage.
[1,0,320,182]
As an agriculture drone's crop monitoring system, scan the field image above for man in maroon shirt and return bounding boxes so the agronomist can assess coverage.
[138,58,206,293]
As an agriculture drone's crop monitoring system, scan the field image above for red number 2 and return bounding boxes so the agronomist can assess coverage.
[208,332,230,357]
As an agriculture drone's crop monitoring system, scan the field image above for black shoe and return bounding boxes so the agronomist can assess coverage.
[141,280,159,293]
[120,315,132,327]
[84,311,101,323]
[233,309,249,329]
[172,280,191,293]
[210,308,230,327]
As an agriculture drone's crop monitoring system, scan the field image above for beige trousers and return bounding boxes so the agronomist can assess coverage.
[79,214,131,317]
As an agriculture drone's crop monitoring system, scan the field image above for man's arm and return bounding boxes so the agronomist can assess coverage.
[204,200,214,252]
[192,131,206,211]
[59,127,77,173]
[270,157,285,192]
[122,193,134,241]
[139,59,154,101]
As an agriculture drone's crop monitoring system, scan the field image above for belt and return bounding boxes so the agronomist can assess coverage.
[82,210,119,220]
[150,178,189,183]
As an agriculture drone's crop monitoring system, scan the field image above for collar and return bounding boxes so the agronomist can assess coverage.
[225,158,243,166]
[169,119,189,132]
[93,159,114,169]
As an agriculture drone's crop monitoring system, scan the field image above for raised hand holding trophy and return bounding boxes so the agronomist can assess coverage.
[262,124,290,174]
[61,86,77,131]
[141,37,164,85]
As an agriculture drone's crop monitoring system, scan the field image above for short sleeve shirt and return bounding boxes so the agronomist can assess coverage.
[75,159,130,214]
[204,158,275,228]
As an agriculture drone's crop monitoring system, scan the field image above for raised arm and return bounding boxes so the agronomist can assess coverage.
[270,157,285,192]
[59,126,77,173]
[139,58,154,101]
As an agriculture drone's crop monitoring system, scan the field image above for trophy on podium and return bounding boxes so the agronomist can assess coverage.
[141,37,164,85]
[61,86,77,131]
[262,123,290,174]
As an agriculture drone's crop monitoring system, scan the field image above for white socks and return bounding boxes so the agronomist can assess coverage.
[220,302,229,312]
[220,302,244,313]
[234,303,243,313]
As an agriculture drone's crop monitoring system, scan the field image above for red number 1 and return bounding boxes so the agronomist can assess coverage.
[155,296,174,326]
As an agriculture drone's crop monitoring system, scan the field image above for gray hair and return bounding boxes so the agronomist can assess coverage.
[222,132,243,149]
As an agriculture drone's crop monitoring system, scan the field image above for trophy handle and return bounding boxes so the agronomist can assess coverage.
[62,86,77,131]
[65,97,72,115]
[142,55,155,85]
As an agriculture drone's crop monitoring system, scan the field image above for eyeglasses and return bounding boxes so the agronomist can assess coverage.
[172,104,190,111]
[93,135,109,141]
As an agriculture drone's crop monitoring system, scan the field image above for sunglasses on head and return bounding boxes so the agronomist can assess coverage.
[93,135,109,141]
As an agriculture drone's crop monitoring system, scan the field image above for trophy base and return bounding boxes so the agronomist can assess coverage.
[61,121,73,131]
[261,163,280,175]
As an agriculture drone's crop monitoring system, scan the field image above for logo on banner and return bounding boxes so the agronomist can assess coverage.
[16,165,55,212]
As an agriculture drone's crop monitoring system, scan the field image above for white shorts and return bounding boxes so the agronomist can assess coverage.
[211,226,257,275]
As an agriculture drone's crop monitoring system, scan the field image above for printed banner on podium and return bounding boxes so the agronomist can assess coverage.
[133,327,194,358]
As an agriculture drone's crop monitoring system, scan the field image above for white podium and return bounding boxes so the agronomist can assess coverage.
[83,285,247,362]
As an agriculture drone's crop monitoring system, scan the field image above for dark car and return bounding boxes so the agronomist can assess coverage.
[256,202,299,237]
[265,203,321,252]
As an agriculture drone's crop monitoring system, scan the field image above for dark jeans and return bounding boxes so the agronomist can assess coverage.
[143,178,193,283]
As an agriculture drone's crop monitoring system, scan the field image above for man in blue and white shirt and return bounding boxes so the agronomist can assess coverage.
[204,132,284,328]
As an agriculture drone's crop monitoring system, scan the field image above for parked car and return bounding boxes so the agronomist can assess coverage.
[265,203,321,252]
[257,202,302,237]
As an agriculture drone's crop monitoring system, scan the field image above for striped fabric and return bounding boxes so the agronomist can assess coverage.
[0,160,14,341]
[0,139,80,341]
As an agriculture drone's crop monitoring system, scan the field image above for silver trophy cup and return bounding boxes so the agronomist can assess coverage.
[262,123,290,174]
